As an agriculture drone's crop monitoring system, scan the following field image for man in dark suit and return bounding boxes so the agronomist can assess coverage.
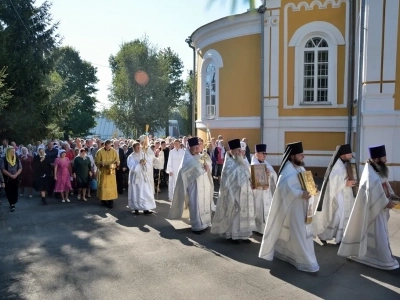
[45,141,59,197]
[113,140,125,194]
[161,140,169,187]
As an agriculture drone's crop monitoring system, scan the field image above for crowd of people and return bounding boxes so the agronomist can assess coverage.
[0,134,399,273]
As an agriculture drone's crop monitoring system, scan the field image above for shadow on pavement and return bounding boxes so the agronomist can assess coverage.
[1,185,399,299]
[0,198,124,299]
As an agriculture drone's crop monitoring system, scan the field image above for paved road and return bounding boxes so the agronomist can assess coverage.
[0,186,399,300]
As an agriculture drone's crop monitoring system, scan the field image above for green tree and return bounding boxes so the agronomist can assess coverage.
[0,0,60,142]
[0,67,12,113]
[44,70,79,136]
[159,47,184,135]
[49,46,99,137]
[108,37,184,137]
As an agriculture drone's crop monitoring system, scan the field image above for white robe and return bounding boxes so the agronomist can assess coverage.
[259,162,319,273]
[211,154,255,240]
[166,148,185,201]
[168,150,213,231]
[139,146,157,194]
[337,163,399,270]
[127,151,156,211]
[251,156,277,234]
[314,159,355,243]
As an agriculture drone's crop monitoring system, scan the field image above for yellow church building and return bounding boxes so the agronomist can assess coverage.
[190,0,400,189]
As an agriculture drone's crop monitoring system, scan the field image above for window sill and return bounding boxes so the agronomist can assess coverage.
[205,116,216,120]
[300,102,332,106]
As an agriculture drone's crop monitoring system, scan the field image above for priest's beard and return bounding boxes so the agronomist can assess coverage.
[233,154,246,167]
[291,158,305,167]
[376,160,389,178]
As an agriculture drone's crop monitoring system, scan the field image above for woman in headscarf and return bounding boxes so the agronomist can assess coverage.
[54,149,72,203]
[19,147,33,198]
[33,146,52,205]
[0,147,22,211]
[73,148,92,201]
[213,140,226,184]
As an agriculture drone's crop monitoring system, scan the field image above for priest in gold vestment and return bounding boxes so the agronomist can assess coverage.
[95,140,120,208]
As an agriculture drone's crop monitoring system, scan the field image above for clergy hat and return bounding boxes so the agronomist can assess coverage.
[369,145,386,159]
[228,139,241,150]
[240,141,246,151]
[278,141,303,176]
[338,144,352,156]
[286,141,303,155]
[255,144,267,153]
[187,137,199,147]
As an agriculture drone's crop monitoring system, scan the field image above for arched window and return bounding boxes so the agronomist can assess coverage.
[303,37,329,102]
[201,49,223,120]
[288,21,345,107]
[205,63,216,118]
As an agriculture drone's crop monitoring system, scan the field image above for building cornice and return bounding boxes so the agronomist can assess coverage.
[192,10,261,50]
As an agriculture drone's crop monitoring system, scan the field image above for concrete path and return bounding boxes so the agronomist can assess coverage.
[0,188,399,300]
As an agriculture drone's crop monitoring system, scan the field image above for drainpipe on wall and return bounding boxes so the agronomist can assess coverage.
[346,0,356,145]
[355,0,367,170]
[186,36,196,137]
[257,1,267,144]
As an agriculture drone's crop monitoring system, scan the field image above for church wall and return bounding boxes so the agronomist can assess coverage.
[197,128,260,150]
[191,0,400,181]
[201,34,261,118]
[284,131,346,152]
[360,0,400,182]
[395,0,400,111]
[279,0,348,117]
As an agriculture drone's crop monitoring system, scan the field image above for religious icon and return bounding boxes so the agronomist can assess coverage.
[251,165,269,190]
[298,171,318,196]
[298,170,318,224]
[346,162,359,197]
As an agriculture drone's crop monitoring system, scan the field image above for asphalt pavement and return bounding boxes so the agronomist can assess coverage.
[0,185,399,300]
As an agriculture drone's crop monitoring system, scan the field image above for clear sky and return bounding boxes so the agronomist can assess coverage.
[35,0,250,110]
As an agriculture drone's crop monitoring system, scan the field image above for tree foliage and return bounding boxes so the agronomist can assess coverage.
[108,37,184,137]
[49,46,99,137]
[0,67,12,113]
[0,0,60,143]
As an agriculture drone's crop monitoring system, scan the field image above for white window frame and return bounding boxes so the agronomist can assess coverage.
[201,49,223,120]
[302,37,330,103]
[289,21,345,108]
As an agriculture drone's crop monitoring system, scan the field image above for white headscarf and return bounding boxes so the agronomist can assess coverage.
[38,145,46,158]
[58,149,66,157]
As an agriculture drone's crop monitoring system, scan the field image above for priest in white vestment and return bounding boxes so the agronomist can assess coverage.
[338,145,399,270]
[139,135,157,194]
[168,137,213,233]
[127,141,156,215]
[251,144,277,234]
[313,144,356,245]
[211,139,256,244]
[166,139,185,201]
[259,141,319,273]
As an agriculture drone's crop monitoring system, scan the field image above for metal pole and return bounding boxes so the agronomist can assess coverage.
[355,0,367,170]
[346,0,356,145]
[192,47,196,137]
[185,36,196,137]
[258,1,267,144]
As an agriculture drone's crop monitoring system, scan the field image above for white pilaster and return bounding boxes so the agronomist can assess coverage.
[360,0,400,181]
